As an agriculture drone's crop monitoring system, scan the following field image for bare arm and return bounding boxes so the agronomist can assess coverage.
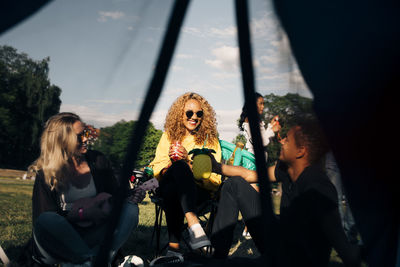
[211,154,277,183]
[268,164,277,182]
[220,164,258,183]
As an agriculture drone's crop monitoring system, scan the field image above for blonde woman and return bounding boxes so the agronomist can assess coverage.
[30,112,145,266]
[149,92,222,261]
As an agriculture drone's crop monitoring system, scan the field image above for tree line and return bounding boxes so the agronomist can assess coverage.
[0,45,314,172]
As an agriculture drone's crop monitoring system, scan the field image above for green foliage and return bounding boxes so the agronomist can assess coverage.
[0,45,61,170]
[232,133,247,146]
[92,120,162,171]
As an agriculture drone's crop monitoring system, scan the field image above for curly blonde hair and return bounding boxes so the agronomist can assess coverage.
[164,92,218,146]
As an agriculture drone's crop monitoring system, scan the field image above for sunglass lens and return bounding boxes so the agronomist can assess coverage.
[196,111,203,118]
[186,111,194,118]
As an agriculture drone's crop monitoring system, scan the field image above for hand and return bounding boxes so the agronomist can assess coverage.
[69,192,112,225]
[127,187,146,204]
[169,143,188,162]
[208,152,222,174]
[270,115,281,133]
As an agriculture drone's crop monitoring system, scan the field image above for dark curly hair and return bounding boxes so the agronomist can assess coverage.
[238,92,263,131]
[291,118,329,164]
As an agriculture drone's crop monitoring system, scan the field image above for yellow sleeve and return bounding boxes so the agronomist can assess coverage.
[148,132,171,180]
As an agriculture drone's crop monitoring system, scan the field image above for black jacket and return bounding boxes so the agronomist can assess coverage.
[31,150,119,225]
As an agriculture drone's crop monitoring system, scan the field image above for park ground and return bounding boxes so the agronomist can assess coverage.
[0,170,347,266]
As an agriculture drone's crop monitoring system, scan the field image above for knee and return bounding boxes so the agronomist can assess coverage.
[223,176,245,192]
[33,212,68,241]
[34,212,64,229]
[122,201,139,227]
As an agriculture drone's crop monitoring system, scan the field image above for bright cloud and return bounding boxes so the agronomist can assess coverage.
[205,45,239,72]
[209,26,237,38]
[97,11,125,22]
[181,25,236,39]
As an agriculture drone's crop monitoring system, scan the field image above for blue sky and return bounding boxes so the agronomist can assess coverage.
[0,0,311,142]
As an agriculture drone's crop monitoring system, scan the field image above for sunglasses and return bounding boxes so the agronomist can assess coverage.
[77,125,99,144]
[185,110,203,119]
[77,129,89,143]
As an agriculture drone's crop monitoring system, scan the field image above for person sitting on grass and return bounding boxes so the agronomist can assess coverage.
[210,118,361,266]
[148,92,222,265]
[30,112,145,266]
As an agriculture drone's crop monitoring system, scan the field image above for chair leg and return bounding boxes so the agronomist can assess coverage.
[150,204,164,256]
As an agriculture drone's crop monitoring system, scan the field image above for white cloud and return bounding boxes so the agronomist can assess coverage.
[176,54,194,59]
[97,11,125,22]
[205,45,239,72]
[182,27,205,37]
[182,25,237,39]
[250,11,280,41]
[209,26,237,38]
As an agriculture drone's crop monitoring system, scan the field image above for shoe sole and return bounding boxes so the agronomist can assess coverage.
[189,239,211,250]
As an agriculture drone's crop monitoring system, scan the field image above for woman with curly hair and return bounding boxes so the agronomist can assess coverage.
[149,92,222,259]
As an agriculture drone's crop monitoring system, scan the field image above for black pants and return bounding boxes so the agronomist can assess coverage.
[211,176,271,258]
[158,160,211,244]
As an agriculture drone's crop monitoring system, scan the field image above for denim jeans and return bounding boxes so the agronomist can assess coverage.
[33,201,139,264]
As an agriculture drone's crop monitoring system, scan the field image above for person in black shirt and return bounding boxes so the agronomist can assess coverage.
[210,119,360,266]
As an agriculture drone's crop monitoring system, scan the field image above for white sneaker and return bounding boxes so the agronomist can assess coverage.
[118,255,144,267]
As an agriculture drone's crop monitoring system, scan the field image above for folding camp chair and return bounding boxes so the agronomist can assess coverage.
[149,188,220,257]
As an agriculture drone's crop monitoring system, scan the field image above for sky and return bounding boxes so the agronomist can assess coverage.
[0,0,312,142]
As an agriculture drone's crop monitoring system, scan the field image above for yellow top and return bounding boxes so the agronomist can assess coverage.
[149,132,222,192]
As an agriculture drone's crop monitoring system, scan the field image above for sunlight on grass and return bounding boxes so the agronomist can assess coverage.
[0,177,365,266]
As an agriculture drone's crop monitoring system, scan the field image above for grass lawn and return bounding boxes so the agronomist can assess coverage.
[0,177,352,266]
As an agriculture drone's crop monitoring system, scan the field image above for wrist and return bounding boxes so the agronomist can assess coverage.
[212,162,222,175]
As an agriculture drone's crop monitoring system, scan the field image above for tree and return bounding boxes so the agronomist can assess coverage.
[92,120,162,173]
[0,45,61,169]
